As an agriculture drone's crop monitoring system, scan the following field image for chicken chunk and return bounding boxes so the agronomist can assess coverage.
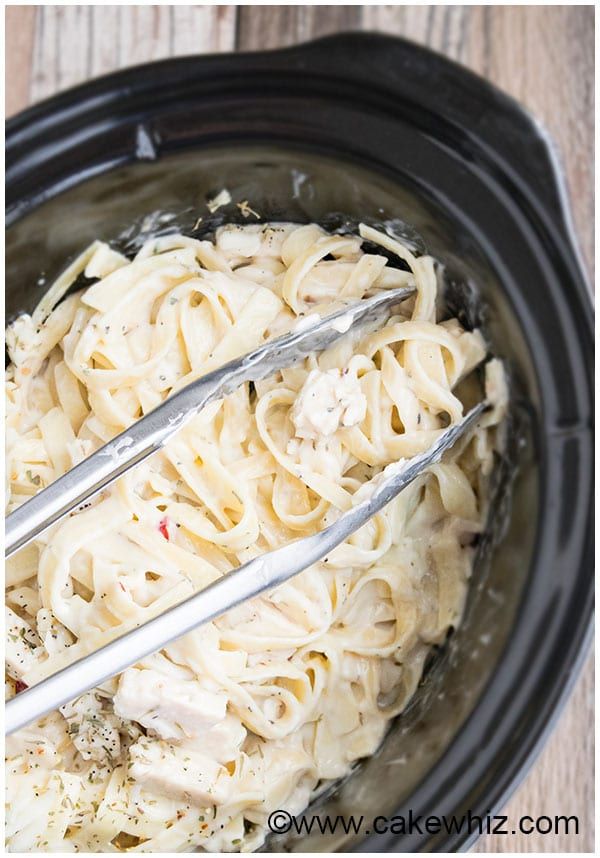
[113,667,227,740]
[128,737,230,806]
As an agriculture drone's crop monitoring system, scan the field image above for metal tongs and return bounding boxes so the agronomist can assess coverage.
[5,287,488,734]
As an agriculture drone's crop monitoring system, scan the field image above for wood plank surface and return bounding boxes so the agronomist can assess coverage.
[4,6,594,854]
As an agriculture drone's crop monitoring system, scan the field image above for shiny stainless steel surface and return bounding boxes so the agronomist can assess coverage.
[5,286,414,558]
[5,401,486,735]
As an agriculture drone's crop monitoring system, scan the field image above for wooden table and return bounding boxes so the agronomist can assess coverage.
[6,6,594,853]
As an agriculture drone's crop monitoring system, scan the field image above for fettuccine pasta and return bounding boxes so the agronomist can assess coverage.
[5,221,507,852]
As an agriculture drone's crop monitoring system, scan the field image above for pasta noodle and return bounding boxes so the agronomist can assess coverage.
[5,221,508,852]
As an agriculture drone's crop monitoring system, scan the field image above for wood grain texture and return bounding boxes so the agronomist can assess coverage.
[4,6,594,854]
[5,5,36,116]
[26,5,236,101]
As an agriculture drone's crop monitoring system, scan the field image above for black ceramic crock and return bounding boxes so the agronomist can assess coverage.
[5,34,593,853]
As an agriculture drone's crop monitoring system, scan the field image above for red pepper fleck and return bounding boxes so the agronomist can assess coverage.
[15,679,28,694]
[119,582,126,592]
[158,517,170,540]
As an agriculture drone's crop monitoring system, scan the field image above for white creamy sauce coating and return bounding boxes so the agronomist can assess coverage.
[5,221,507,853]
[206,188,232,214]
[289,368,367,440]
[292,312,321,332]
[331,312,353,333]
[352,459,409,505]
[97,435,134,462]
